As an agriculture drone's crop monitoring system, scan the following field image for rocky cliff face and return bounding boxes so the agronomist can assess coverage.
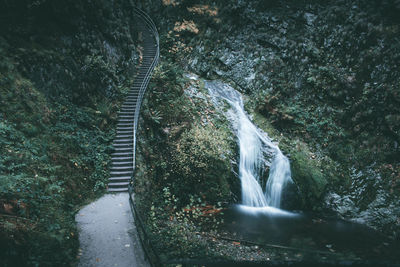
[140,0,400,238]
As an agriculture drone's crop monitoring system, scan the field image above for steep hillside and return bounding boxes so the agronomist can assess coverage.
[0,1,139,265]
[1,0,399,265]
[134,0,400,263]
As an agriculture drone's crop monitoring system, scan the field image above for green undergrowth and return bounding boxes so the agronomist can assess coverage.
[0,1,139,265]
[134,54,240,259]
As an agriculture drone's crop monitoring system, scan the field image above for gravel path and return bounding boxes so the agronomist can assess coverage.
[76,193,149,267]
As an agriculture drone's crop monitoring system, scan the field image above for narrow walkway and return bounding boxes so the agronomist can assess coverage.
[76,8,159,267]
[108,10,159,192]
[76,193,148,267]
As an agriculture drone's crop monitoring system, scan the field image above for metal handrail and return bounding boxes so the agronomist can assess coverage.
[127,7,159,266]
[131,8,159,172]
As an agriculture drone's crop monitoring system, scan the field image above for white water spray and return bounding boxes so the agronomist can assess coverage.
[206,81,293,209]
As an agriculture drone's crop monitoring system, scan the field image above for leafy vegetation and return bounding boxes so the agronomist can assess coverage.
[0,1,138,265]
[134,45,239,258]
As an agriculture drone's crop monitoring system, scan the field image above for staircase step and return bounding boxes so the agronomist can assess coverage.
[111,161,132,166]
[113,149,133,154]
[109,176,131,181]
[118,115,134,119]
[117,121,134,125]
[125,95,139,99]
[111,156,133,160]
[117,124,133,127]
[122,105,136,108]
[118,118,133,122]
[116,129,133,133]
[118,113,134,117]
[116,128,133,132]
[110,166,133,172]
[111,156,133,161]
[113,142,133,146]
[112,149,133,154]
[107,187,128,192]
[120,109,136,113]
[117,127,133,131]
[123,101,137,105]
[119,110,135,114]
[113,145,132,149]
[115,134,133,139]
[113,144,133,148]
[108,181,130,187]
[117,123,133,126]
[110,170,133,176]
[115,134,133,138]
[114,138,133,142]
[111,164,132,169]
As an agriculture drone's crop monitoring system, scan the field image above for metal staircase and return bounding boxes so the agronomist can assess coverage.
[108,8,159,192]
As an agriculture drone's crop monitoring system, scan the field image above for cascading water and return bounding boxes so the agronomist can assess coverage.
[265,152,292,208]
[206,81,293,209]
[203,80,395,261]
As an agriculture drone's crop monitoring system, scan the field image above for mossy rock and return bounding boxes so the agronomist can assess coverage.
[172,124,236,204]
[290,148,327,210]
[247,109,330,210]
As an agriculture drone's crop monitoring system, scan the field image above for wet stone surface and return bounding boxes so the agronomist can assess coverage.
[76,193,148,267]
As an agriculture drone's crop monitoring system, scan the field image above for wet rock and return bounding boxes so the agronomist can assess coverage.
[290,149,327,209]
[281,181,302,211]
[304,12,317,26]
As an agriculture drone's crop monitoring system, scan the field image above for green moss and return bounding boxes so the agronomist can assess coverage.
[250,111,281,140]
[249,110,331,209]
[290,144,327,209]
[172,124,234,203]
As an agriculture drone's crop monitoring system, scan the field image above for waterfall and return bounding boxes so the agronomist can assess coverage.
[265,151,292,208]
[206,81,293,209]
